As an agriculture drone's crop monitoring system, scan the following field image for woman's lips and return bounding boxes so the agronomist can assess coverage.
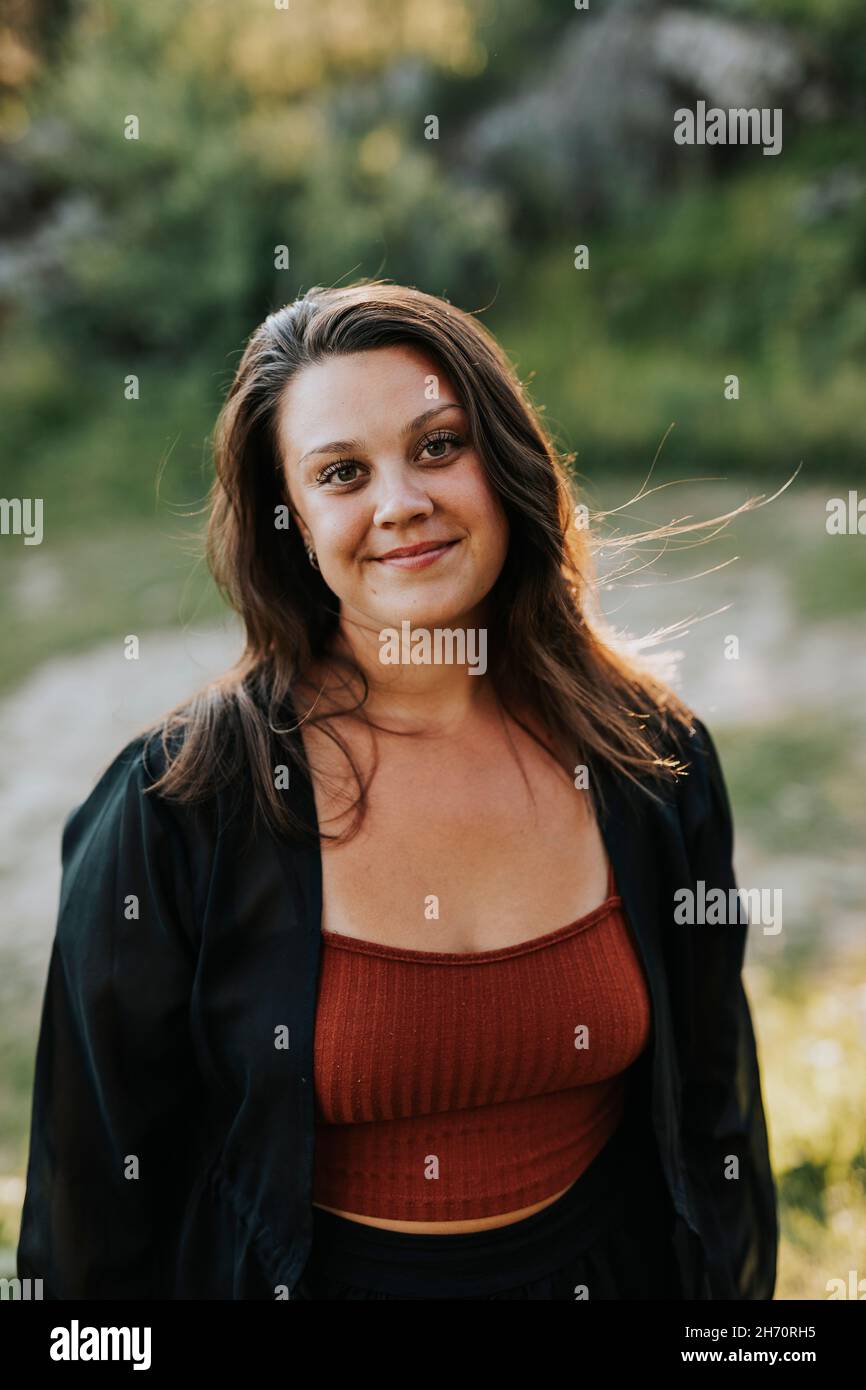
[374,540,461,571]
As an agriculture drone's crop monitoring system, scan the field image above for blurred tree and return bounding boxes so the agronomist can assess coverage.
[1,0,865,504]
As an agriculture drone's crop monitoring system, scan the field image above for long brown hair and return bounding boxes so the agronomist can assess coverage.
[143,278,781,844]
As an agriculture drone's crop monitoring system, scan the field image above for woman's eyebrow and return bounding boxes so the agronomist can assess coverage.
[297,402,466,467]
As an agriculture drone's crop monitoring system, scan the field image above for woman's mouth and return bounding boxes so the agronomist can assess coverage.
[373,539,461,571]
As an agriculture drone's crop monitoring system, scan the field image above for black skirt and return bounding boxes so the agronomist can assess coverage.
[295,1105,684,1300]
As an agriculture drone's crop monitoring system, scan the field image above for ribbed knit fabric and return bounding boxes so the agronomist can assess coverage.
[312,860,651,1220]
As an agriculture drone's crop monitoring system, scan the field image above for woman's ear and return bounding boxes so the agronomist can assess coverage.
[290,510,312,550]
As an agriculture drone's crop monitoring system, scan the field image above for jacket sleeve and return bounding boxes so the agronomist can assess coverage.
[16,735,205,1299]
[676,717,779,1300]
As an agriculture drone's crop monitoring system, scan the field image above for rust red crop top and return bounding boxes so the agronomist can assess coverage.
[312,859,651,1220]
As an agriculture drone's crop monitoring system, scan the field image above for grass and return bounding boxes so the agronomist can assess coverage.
[750,955,866,1300]
[715,715,866,856]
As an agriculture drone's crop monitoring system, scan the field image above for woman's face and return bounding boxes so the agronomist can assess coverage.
[276,345,510,634]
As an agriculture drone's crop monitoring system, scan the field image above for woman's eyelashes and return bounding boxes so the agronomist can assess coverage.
[314,459,365,488]
[420,428,464,461]
[314,430,465,489]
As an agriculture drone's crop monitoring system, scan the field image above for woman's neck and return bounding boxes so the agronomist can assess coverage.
[305,614,498,737]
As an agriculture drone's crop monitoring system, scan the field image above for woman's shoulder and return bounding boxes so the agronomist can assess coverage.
[63,719,189,817]
[54,718,224,961]
[657,707,716,774]
[629,700,730,826]
[61,728,160,839]
[60,717,221,882]
[647,705,734,855]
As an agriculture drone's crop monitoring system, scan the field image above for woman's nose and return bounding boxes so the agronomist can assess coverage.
[371,470,436,528]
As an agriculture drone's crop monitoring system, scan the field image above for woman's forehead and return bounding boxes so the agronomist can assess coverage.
[277,347,457,462]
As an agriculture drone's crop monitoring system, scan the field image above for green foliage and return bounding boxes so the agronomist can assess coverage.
[493,131,866,475]
[2,0,863,505]
[714,716,866,856]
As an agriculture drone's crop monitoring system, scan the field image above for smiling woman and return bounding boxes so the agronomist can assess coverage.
[275,343,510,648]
[17,279,778,1301]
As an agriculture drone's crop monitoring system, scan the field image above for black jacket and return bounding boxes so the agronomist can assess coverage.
[17,704,778,1300]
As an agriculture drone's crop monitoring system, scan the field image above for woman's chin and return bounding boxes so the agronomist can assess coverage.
[373,603,480,635]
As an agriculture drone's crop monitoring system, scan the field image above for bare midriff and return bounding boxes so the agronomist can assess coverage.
[311,1180,575,1233]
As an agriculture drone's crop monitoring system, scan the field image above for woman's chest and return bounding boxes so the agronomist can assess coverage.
[308,730,611,953]
[313,907,652,1125]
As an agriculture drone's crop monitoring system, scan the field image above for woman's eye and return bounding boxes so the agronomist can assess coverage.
[419,430,463,461]
[315,431,463,487]
[316,460,362,487]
